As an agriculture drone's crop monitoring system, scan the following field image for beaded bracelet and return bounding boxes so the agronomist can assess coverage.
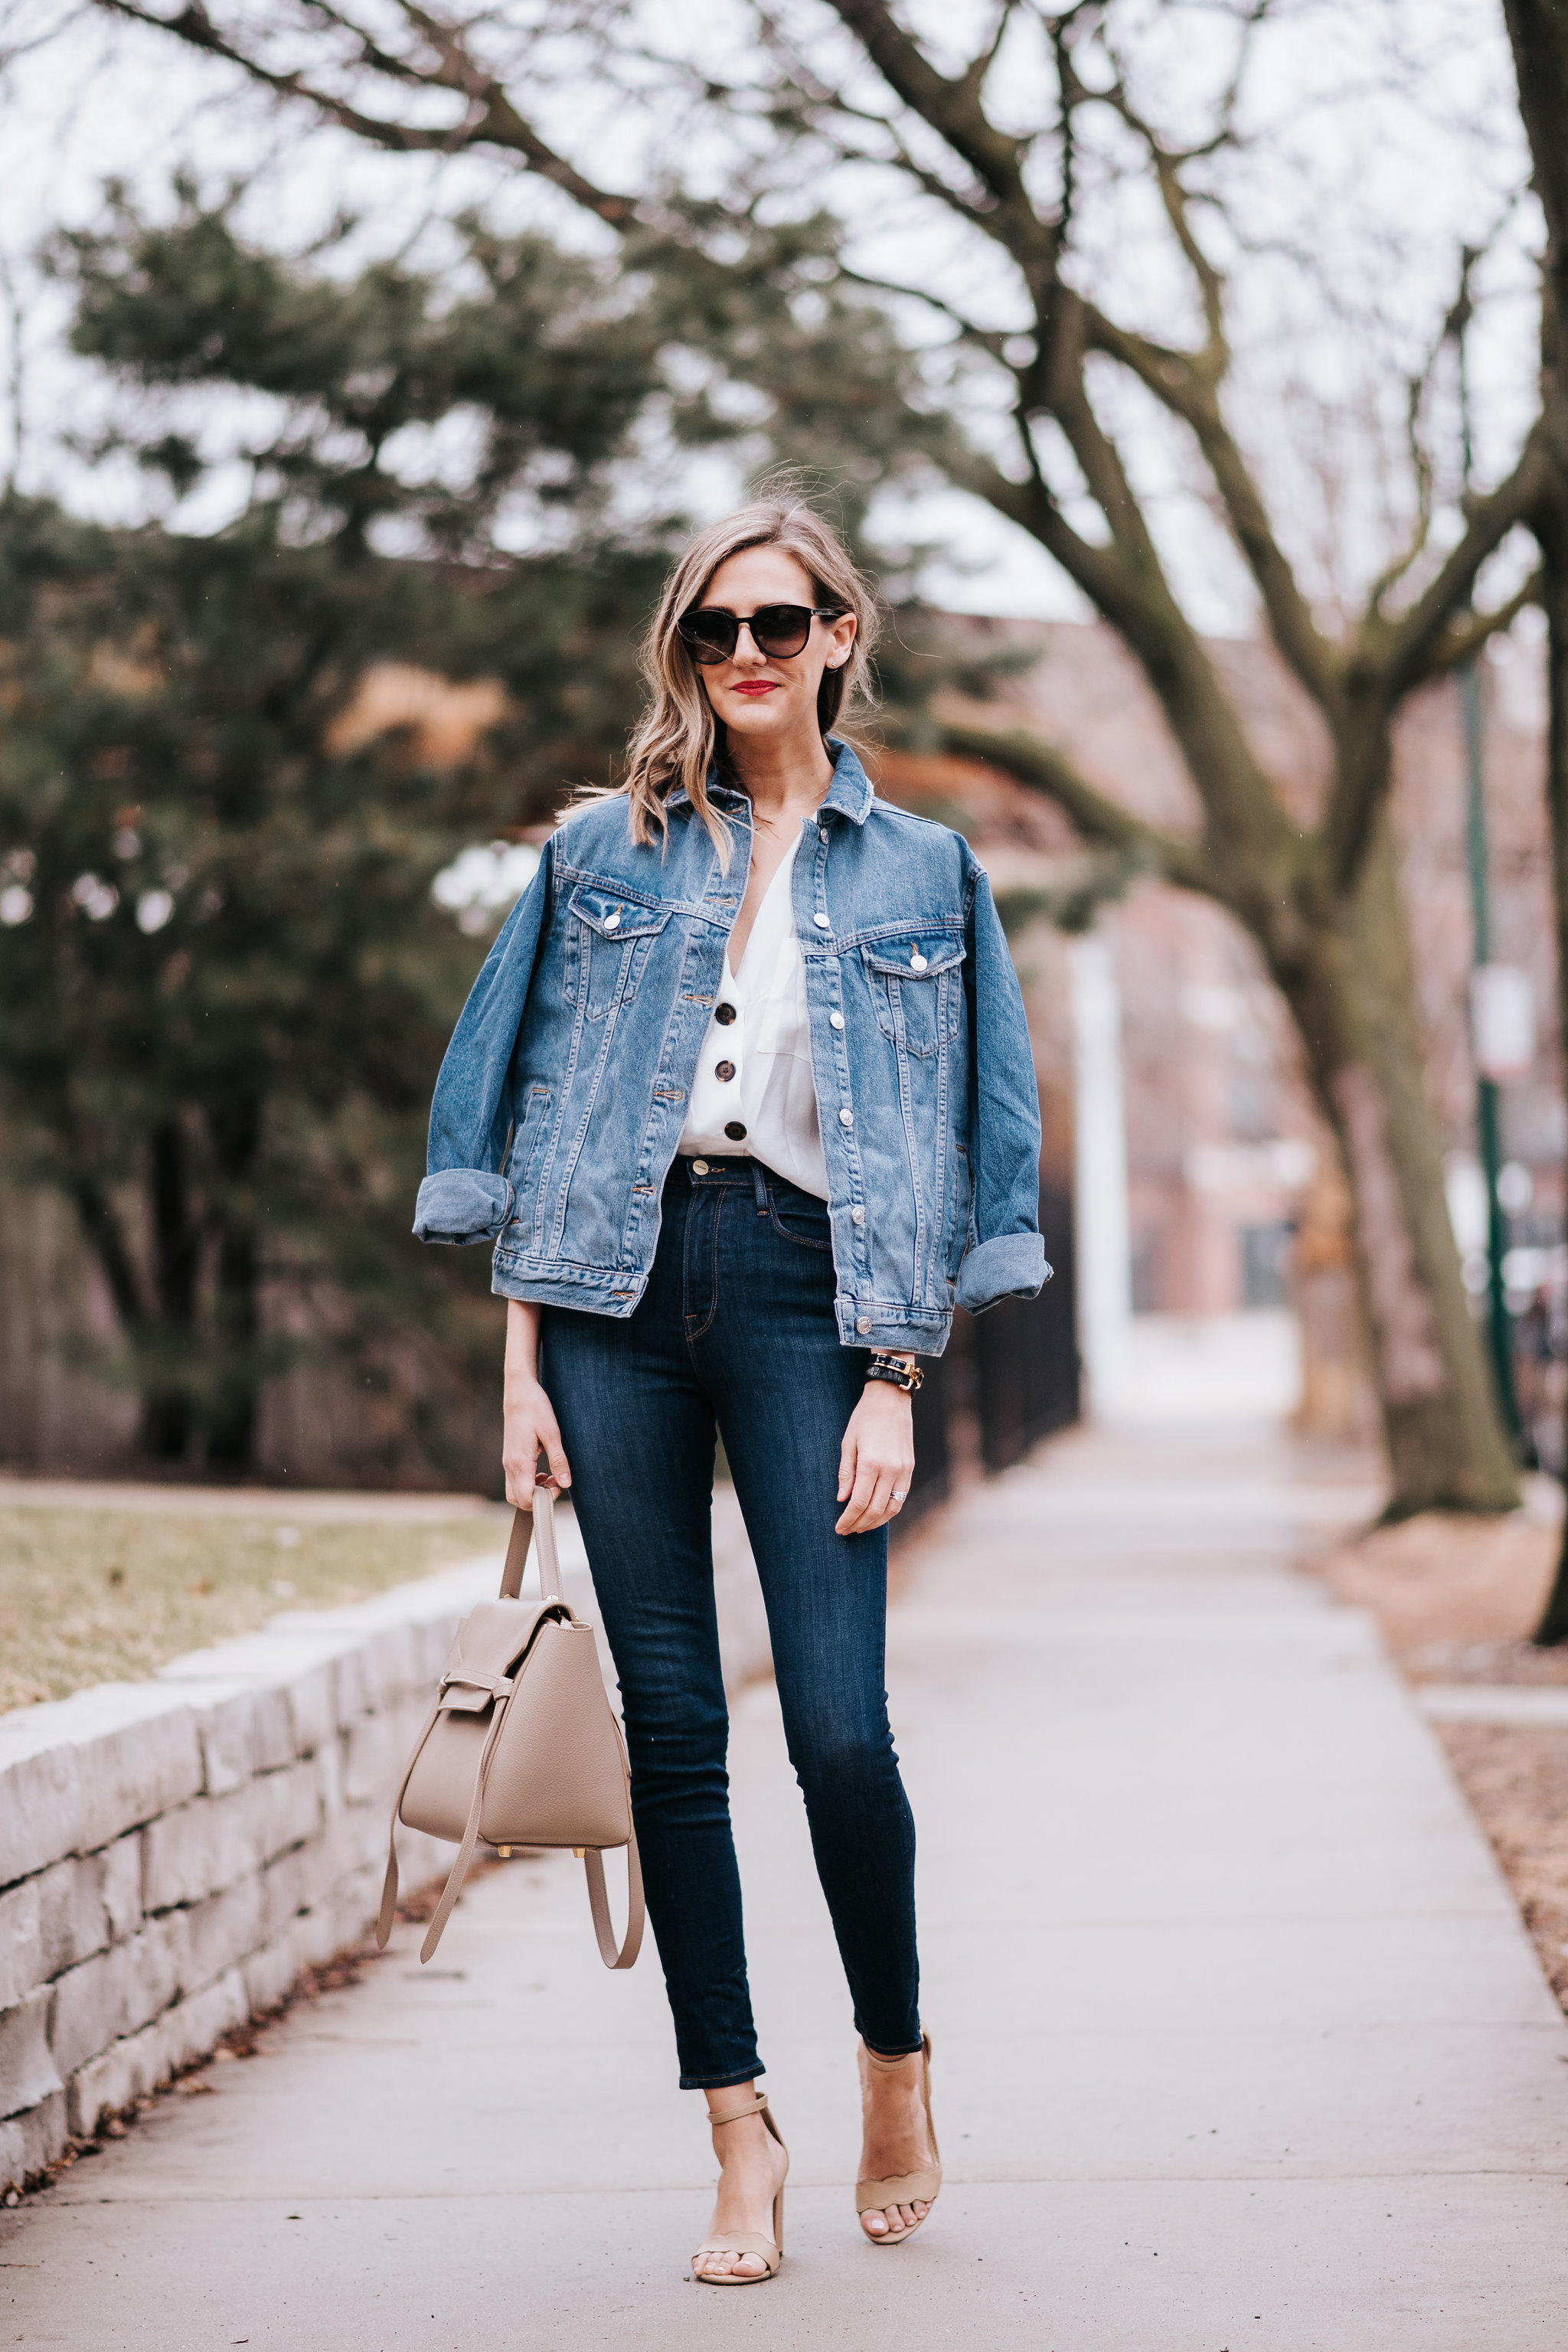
[864,1351,924,1393]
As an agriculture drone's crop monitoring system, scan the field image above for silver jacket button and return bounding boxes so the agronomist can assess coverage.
[910,949,926,971]
[603,909,621,930]
[813,912,831,929]
[839,1108,854,1127]
[851,1205,866,1226]
[829,1010,845,1030]
[856,1315,872,1334]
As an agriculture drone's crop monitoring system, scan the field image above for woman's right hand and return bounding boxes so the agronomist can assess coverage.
[501,1301,570,1508]
[501,1377,571,1508]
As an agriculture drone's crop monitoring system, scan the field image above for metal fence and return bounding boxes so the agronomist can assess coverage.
[898,1178,1079,1533]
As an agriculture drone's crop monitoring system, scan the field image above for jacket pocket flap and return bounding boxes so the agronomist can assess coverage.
[567,884,671,940]
[861,936,966,980]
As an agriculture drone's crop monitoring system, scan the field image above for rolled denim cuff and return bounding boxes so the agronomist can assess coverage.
[413,1168,514,1245]
[957,1231,1051,1312]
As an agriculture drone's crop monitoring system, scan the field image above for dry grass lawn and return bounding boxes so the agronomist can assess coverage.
[0,1494,511,1713]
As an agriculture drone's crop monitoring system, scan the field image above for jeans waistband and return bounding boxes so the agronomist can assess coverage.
[672,1155,826,1214]
[675,1154,761,1186]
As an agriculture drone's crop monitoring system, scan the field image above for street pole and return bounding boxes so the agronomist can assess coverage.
[1461,658,1519,1438]
[1453,257,1520,1441]
[1069,925,1132,1419]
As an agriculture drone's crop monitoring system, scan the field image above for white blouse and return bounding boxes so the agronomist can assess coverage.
[678,832,829,1199]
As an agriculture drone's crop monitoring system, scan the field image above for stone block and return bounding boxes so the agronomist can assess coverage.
[67,2028,162,2137]
[0,1878,41,2011]
[0,1684,203,1886]
[288,1904,344,1972]
[158,1632,349,1759]
[247,1686,296,1773]
[169,1878,267,1997]
[343,1711,406,1808]
[48,1922,179,2081]
[37,1853,113,1978]
[316,1731,345,1821]
[261,1838,334,1938]
[0,1987,64,2118]
[67,1968,253,2137]
[0,1740,79,1894]
[158,1969,249,2074]
[182,1681,263,1796]
[142,1794,240,1914]
[0,2089,67,2189]
[101,1834,142,1942]
[256,1759,325,1860]
[242,1930,301,2018]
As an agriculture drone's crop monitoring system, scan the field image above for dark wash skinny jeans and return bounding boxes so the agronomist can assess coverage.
[541,1155,921,2089]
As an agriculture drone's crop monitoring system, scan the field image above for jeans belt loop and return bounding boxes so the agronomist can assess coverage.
[751,1159,769,1215]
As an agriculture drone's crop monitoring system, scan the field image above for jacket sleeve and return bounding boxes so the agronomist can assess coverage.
[413,838,554,1245]
[956,862,1051,1313]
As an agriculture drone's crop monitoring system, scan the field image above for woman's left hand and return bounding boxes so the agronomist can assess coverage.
[836,1382,916,1535]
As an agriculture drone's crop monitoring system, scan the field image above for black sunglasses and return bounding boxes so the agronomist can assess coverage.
[675,602,846,665]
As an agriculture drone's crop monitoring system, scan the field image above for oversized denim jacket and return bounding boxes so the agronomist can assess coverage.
[413,743,1048,1354]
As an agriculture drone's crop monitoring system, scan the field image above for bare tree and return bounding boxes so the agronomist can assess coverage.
[1501,0,1568,1631]
[70,0,1540,1511]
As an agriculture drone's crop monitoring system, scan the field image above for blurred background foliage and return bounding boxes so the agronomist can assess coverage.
[0,185,969,1479]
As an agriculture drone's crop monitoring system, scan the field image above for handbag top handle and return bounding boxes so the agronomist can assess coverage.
[498,1485,565,1605]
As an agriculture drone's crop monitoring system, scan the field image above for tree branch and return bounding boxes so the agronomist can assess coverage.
[821,0,1055,269]
[928,719,1223,900]
[1077,314,1338,714]
[93,0,638,224]
[1378,431,1548,695]
[1410,567,1544,683]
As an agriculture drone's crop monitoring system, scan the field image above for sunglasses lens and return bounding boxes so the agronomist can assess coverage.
[751,606,812,658]
[678,611,737,664]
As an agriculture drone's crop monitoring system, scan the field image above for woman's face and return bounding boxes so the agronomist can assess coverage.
[690,545,858,750]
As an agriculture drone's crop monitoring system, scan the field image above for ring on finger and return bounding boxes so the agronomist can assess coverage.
[891,1488,906,1504]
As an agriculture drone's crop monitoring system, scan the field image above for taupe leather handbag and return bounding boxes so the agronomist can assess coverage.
[376,1488,644,1968]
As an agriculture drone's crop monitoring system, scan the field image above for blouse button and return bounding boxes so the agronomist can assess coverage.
[839,1108,854,1127]
[715,1060,736,1083]
[724,1120,747,1141]
[812,912,831,929]
[829,1011,845,1031]
[714,1001,737,1026]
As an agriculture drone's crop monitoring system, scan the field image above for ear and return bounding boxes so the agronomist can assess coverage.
[824,609,858,671]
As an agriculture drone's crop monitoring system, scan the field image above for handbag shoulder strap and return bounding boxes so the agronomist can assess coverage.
[499,1486,564,1603]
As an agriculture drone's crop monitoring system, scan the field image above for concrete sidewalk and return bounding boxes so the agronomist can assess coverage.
[5,1423,1568,2349]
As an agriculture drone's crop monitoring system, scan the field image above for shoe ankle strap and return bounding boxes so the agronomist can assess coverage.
[707,2092,769,2128]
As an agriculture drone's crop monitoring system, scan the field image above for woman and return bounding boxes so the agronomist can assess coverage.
[414,495,1047,2282]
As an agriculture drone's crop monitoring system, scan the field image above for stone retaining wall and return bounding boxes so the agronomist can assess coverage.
[0,1494,768,2191]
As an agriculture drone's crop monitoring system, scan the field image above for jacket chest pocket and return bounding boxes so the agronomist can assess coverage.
[861,935,966,1058]
[564,886,671,1024]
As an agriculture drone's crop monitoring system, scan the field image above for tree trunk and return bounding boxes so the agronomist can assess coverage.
[204,1096,262,1472]
[1500,0,1568,1632]
[1269,808,1519,1512]
[137,1116,201,1460]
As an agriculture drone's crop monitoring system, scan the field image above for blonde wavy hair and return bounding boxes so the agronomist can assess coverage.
[620,493,880,861]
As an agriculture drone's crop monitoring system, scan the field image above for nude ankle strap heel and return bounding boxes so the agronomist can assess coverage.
[857,2032,941,2246]
[691,2092,788,2285]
